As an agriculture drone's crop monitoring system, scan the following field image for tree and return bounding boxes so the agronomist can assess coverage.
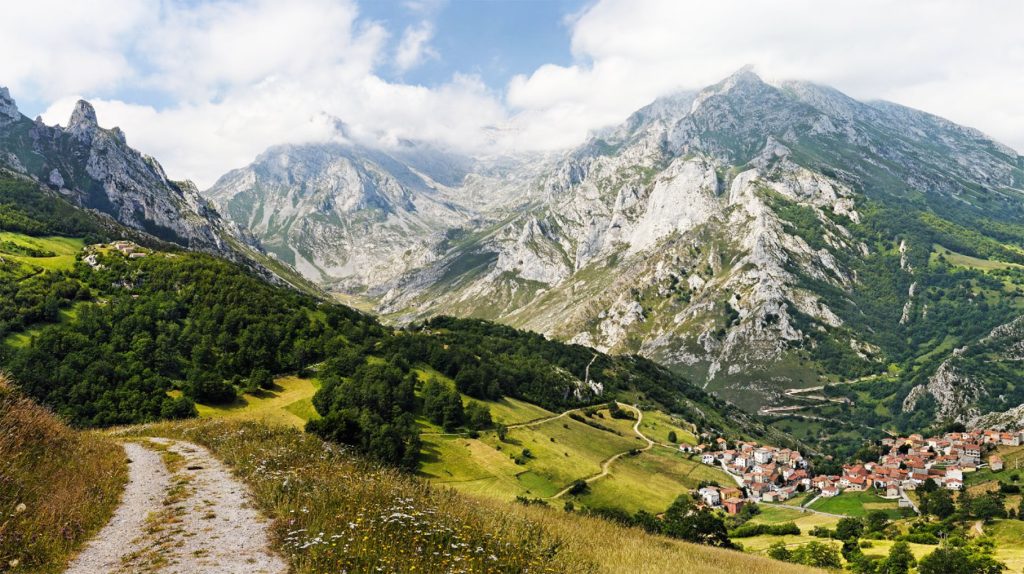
[957,488,973,517]
[790,541,842,569]
[921,488,954,519]
[185,371,236,404]
[568,480,590,495]
[160,395,197,419]
[662,496,734,548]
[878,540,915,574]
[836,517,865,541]
[971,491,1006,521]
[865,510,890,534]
[917,545,1003,574]
[465,401,493,430]
[668,430,678,443]
[766,541,791,562]
[248,367,274,391]
[440,390,465,431]
[919,478,939,493]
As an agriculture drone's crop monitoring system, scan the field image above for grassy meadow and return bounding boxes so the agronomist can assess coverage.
[807,490,903,518]
[741,505,937,563]
[188,366,734,514]
[192,375,321,428]
[0,232,84,273]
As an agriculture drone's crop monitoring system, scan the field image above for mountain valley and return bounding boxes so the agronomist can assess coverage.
[205,70,1024,438]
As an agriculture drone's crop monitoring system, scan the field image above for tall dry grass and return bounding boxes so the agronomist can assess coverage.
[0,374,127,573]
[129,418,822,574]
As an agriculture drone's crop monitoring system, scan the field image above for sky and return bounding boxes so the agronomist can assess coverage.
[1,0,1021,188]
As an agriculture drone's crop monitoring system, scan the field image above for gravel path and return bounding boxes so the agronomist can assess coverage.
[65,439,287,574]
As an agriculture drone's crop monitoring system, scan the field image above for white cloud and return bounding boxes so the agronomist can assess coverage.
[31,0,502,187]
[394,22,438,73]
[9,0,1024,189]
[0,0,147,99]
[507,0,1024,153]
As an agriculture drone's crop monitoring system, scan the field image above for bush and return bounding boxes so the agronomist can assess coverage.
[810,525,836,538]
[901,532,940,545]
[569,480,590,496]
[729,522,800,538]
[160,396,198,419]
[186,372,237,405]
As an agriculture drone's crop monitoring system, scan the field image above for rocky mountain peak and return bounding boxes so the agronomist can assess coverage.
[0,86,19,121]
[67,99,99,139]
[721,65,765,89]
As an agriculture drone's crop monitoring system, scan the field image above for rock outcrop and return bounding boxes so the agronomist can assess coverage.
[0,89,234,256]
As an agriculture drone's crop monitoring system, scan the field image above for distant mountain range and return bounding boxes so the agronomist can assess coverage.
[200,69,1024,434]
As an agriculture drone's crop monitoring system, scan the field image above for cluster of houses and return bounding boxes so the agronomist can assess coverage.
[109,241,148,259]
[83,241,149,269]
[823,428,1022,495]
[686,438,809,513]
[690,428,1024,513]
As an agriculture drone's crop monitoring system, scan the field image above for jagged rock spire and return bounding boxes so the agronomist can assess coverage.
[67,100,99,139]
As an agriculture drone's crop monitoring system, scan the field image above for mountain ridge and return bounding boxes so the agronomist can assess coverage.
[208,69,1024,431]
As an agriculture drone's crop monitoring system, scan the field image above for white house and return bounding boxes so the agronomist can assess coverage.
[698,487,721,507]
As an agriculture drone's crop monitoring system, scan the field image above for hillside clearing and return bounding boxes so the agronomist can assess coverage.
[193,376,320,428]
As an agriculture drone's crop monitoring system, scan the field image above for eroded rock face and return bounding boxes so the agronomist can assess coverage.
[0,87,19,123]
[204,143,481,290]
[906,316,1024,423]
[901,348,984,422]
[0,89,235,257]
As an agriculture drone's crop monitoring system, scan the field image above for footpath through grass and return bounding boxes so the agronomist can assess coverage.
[124,417,820,574]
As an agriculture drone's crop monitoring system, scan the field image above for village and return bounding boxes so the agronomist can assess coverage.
[689,427,1024,515]
[82,240,150,269]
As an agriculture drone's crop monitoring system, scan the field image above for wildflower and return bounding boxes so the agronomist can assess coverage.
[9,559,19,568]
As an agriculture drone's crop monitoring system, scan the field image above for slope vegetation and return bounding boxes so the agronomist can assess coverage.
[0,374,127,573]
